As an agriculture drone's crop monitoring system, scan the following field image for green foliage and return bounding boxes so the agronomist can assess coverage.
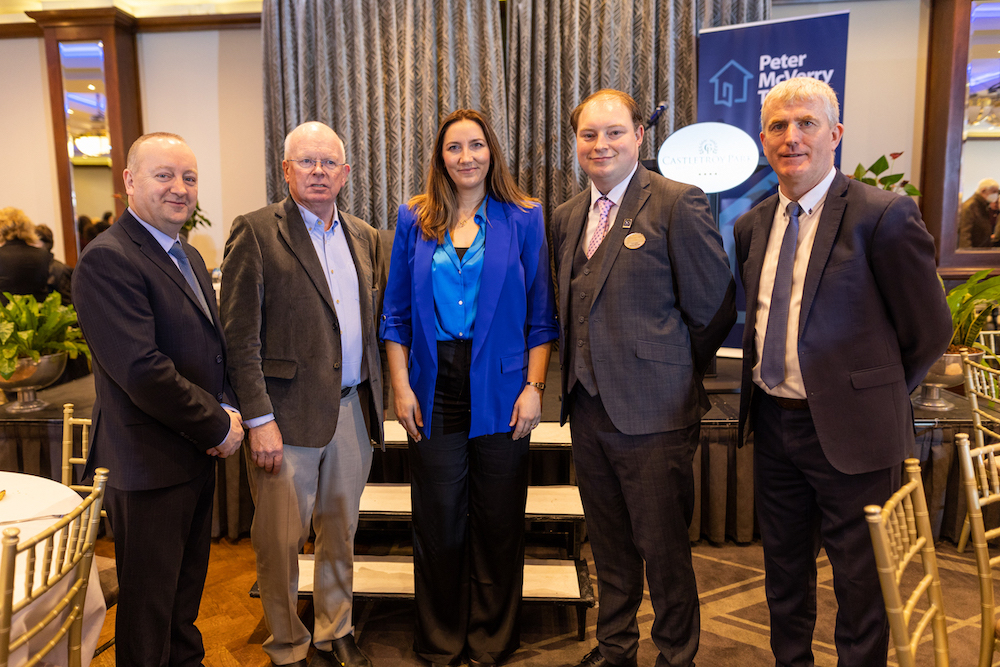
[946,270,1000,351]
[182,201,212,234]
[851,152,922,197]
[0,293,90,380]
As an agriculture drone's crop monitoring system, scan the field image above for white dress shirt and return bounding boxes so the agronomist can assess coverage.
[582,161,639,251]
[752,166,838,399]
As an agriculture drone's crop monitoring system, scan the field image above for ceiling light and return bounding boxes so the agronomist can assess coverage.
[87,84,95,91]
[74,133,111,158]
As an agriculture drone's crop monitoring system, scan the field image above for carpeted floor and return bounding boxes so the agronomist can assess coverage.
[91,532,999,666]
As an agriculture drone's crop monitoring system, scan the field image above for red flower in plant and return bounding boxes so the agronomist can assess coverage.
[890,152,904,160]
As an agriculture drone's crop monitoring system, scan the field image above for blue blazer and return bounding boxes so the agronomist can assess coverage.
[381,197,558,439]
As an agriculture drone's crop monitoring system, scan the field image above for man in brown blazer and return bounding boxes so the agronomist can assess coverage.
[221,122,385,667]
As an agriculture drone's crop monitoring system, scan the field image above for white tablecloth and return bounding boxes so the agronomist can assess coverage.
[0,471,106,667]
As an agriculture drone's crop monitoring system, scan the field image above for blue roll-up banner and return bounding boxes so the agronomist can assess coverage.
[697,11,849,347]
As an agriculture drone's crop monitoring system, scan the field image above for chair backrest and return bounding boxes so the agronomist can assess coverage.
[60,403,91,494]
[979,331,1000,356]
[865,458,949,667]
[956,432,1000,667]
[0,468,108,667]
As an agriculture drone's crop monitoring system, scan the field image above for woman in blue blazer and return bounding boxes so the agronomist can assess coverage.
[381,109,557,666]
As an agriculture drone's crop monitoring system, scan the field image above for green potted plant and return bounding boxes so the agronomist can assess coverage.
[851,151,921,196]
[914,271,1000,410]
[0,292,90,412]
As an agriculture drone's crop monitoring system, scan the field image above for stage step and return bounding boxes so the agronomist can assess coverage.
[250,554,595,640]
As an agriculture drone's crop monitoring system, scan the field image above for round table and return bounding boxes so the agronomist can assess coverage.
[0,471,106,667]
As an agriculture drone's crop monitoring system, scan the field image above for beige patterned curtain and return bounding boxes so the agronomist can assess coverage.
[263,1,507,229]
[506,0,769,217]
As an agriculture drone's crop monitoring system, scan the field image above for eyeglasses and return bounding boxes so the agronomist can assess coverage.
[288,158,345,171]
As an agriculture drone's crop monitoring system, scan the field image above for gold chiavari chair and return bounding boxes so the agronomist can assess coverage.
[959,350,1000,552]
[0,468,108,667]
[956,432,1000,667]
[865,458,949,667]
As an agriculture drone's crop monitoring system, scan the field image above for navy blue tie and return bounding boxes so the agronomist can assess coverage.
[761,202,801,390]
[169,241,212,319]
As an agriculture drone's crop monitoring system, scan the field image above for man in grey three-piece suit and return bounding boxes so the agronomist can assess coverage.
[735,77,951,666]
[550,89,736,667]
[221,122,385,667]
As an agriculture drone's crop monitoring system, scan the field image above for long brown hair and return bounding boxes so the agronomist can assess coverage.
[410,109,537,242]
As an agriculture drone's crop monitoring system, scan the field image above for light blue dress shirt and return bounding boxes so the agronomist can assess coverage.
[432,200,486,341]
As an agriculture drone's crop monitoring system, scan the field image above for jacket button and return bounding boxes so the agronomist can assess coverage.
[334,362,341,369]
[216,355,223,363]
[577,340,584,347]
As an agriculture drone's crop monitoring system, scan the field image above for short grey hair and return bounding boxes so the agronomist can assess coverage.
[282,121,346,161]
[760,77,840,130]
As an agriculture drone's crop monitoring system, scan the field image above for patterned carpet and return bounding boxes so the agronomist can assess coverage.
[354,537,996,666]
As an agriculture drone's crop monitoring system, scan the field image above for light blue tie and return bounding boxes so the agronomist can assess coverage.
[760,202,801,390]
[168,241,212,319]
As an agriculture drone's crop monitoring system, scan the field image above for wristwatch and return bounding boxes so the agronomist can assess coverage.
[526,381,546,391]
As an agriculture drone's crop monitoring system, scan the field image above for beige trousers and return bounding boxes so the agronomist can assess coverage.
[247,388,374,665]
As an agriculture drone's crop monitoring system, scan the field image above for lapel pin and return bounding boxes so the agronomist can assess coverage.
[622,218,633,229]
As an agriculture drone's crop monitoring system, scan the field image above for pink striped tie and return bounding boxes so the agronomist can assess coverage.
[587,196,613,259]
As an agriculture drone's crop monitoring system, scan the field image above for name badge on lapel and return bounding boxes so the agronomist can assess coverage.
[624,232,646,249]
[622,218,633,229]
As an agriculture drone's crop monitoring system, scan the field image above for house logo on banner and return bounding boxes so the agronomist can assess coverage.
[709,61,754,107]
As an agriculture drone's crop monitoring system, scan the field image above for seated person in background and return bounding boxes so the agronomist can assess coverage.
[0,207,53,303]
[77,214,93,251]
[83,220,111,247]
[959,178,999,247]
[35,223,73,305]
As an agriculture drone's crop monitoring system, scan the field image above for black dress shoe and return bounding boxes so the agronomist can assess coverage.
[310,634,372,667]
[573,646,637,667]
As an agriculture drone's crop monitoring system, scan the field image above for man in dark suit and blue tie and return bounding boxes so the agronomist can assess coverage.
[550,89,736,667]
[734,77,952,666]
[73,132,245,667]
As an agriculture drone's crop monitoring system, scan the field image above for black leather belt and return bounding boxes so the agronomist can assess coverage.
[770,395,809,410]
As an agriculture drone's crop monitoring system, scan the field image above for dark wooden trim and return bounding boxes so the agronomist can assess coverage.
[136,13,261,33]
[921,0,999,276]
[2,11,259,40]
[26,8,136,32]
[0,23,42,38]
[27,8,143,265]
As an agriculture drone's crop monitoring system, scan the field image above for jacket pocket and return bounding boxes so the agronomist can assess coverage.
[262,358,298,379]
[850,364,904,389]
[501,353,527,374]
[635,339,690,365]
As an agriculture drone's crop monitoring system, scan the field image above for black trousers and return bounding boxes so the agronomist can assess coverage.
[753,392,897,667]
[104,465,215,667]
[409,340,530,665]
[569,386,700,667]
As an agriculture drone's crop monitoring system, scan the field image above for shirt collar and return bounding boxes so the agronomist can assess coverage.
[129,206,177,254]
[777,166,837,216]
[590,161,639,209]
[296,201,340,233]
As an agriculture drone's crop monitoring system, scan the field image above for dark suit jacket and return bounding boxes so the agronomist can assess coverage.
[550,164,736,435]
[0,240,52,303]
[73,211,233,491]
[381,198,558,439]
[959,192,995,248]
[735,172,952,474]
[221,197,385,448]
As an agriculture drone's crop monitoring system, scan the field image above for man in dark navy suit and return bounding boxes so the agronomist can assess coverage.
[74,132,244,667]
[735,78,952,666]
